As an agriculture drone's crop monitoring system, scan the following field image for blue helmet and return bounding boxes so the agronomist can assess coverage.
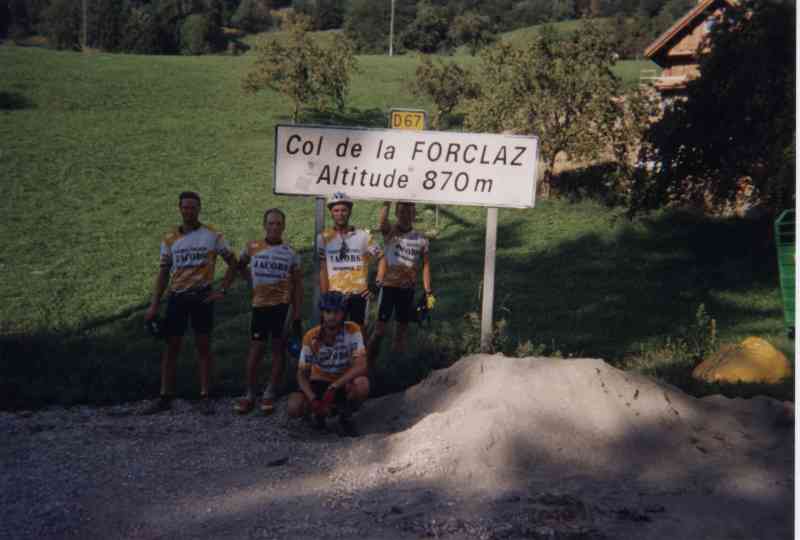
[319,291,349,312]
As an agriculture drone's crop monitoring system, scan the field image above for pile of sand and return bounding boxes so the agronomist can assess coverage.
[332,355,793,537]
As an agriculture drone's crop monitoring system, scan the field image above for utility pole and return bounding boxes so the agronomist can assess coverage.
[389,0,395,56]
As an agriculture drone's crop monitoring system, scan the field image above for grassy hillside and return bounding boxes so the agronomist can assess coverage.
[0,45,790,408]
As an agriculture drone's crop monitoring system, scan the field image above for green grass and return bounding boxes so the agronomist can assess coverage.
[0,45,792,409]
[499,18,612,46]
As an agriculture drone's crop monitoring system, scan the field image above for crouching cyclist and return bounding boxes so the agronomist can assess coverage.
[287,292,369,436]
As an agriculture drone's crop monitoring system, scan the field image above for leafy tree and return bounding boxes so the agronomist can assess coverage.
[180,12,223,54]
[551,0,576,21]
[89,0,129,51]
[242,13,357,121]
[43,0,81,49]
[399,1,451,53]
[119,6,156,52]
[343,0,415,53]
[449,11,495,55]
[463,21,631,195]
[507,0,554,27]
[231,0,273,32]
[411,56,477,129]
[634,0,795,214]
[292,0,345,30]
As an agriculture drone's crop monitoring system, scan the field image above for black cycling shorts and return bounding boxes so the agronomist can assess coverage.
[165,288,214,337]
[378,287,415,323]
[250,304,289,341]
[344,294,367,327]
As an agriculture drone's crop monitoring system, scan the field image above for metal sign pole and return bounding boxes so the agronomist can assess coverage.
[480,207,498,352]
[312,197,325,324]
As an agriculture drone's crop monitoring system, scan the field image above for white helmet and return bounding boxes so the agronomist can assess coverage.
[327,191,353,209]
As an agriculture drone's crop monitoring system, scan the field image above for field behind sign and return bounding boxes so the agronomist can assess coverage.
[0,44,790,409]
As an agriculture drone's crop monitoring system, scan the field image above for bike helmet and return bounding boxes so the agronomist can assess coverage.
[319,291,349,312]
[327,192,353,209]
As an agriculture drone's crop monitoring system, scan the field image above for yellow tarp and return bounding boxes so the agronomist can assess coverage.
[692,337,791,384]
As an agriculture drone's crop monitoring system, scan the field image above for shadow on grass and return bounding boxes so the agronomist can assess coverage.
[0,207,792,410]
[553,161,627,206]
[0,90,34,110]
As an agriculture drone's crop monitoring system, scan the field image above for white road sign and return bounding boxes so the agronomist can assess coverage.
[273,124,539,208]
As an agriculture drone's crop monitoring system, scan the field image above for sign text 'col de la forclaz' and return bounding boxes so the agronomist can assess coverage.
[273,124,539,208]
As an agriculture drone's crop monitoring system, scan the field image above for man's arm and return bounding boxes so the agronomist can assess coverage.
[378,201,392,236]
[422,251,432,294]
[331,349,368,390]
[236,253,251,285]
[145,266,171,321]
[206,251,238,302]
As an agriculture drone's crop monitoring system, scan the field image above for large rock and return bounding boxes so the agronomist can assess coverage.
[692,336,791,384]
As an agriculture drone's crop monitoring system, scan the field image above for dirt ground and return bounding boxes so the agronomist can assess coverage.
[0,355,794,540]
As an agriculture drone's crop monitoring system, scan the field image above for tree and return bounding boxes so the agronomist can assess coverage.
[292,0,346,30]
[463,21,630,195]
[89,0,129,51]
[231,0,273,32]
[242,13,357,121]
[180,12,222,54]
[399,1,451,53]
[43,0,81,49]
[120,5,163,53]
[343,0,415,53]
[411,56,477,129]
[633,0,795,214]
[449,11,496,55]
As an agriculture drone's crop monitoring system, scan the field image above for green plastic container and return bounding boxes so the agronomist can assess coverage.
[774,209,795,337]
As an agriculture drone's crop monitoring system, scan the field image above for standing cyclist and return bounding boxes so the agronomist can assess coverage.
[288,292,369,436]
[228,208,303,415]
[142,191,237,415]
[368,201,433,366]
[318,192,381,338]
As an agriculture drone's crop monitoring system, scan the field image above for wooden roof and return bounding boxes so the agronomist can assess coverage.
[644,0,735,60]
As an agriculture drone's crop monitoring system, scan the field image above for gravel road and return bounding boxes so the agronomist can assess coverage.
[1,355,793,540]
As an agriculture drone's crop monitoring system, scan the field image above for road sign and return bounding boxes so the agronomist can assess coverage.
[273,124,538,209]
[390,108,427,131]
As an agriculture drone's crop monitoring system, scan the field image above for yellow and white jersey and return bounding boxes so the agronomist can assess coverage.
[159,224,232,293]
[299,322,365,382]
[240,240,300,308]
[317,228,381,294]
[382,226,429,289]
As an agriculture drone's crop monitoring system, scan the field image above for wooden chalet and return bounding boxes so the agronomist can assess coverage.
[643,0,735,96]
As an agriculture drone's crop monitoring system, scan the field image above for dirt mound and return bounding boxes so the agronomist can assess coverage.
[335,355,792,538]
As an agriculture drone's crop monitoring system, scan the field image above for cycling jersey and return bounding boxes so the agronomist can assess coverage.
[318,228,381,294]
[382,226,429,289]
[299,322,365,382]
[160,224,232,293]
[240,240,301,307]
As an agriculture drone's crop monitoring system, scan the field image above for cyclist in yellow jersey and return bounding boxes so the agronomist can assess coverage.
[318,192,382,337]
[368,201,433,367]
[222,208,303,415]
[288,292,369,436]
[142,191,237,415]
